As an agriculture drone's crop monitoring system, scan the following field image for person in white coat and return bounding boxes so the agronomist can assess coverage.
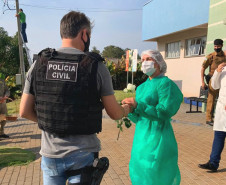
[199,62,226,172]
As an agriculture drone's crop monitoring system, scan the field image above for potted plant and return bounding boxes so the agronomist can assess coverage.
[6,115,18,121]
[3,75,19,121]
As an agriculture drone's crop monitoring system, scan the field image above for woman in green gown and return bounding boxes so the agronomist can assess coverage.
[122,50,183,185]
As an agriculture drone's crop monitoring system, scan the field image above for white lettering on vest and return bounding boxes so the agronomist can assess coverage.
[51,72,71,80]
[71,66,76,72]
[48,64,53,70]
[53,65,57,70]
[47,61,78,82]
[64,65,68,71]
[52,72,57,78]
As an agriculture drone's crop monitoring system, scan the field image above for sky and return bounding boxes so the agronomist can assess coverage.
[0,0,156,58]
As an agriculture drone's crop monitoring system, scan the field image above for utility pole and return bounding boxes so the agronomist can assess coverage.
[15,0,25,90]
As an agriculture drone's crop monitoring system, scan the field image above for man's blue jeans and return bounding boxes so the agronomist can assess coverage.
[21,23,28,43]
[41,151,94,185]
[210,131,226,169]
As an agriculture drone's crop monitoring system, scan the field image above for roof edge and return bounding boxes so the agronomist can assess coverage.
[143,23,208,41]
[143,0,153,7]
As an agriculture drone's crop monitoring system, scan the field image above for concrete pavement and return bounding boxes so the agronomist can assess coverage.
[0,103,226,185]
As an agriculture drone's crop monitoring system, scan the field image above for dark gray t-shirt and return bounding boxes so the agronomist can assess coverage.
[24,47,114,158]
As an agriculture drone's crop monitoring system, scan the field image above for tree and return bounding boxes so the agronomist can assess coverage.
[102,45,125,59]
[0,27,29,78]
[0,27,30,99]
[91,46,100,54]
[124,48,130,52]
[0,27,11,71]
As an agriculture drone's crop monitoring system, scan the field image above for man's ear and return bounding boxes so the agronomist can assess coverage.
[81,29,88,42]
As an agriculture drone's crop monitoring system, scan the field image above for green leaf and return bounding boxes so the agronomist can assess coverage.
[115,116,132,140]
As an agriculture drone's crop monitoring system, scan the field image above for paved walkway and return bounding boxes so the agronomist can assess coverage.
[0,103,226,185]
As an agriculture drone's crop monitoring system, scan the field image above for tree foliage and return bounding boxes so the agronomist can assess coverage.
[0,27,29,78]
[102,45,125,59]
[91,46,100,54]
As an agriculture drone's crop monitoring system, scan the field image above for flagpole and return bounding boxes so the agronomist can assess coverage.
[127,71,129,86]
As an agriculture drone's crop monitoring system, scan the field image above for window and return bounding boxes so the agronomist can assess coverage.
[186,36,206,57]
[166,41,180,58]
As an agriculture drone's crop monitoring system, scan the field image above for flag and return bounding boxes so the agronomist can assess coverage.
[132,49,138,72]
[125,50,130,71]
[129,50,133,71]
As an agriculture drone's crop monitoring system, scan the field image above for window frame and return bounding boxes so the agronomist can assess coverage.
[165,41,181,59]
[185,36,207,57]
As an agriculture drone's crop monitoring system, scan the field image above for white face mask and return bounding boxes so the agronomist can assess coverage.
[141,60,156,76]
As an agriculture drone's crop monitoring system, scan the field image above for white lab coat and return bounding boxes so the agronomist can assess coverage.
[211,68,226,132]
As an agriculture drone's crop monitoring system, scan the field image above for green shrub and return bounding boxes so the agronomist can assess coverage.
[5,75,21,100]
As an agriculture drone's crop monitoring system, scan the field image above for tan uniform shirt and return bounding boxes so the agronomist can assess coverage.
[202,51,226,76]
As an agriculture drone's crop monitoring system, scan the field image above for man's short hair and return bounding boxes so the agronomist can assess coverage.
[214,39,223,46]
[60,11,92,39]
[19,9,23,12]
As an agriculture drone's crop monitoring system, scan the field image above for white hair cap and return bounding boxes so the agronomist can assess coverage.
[141,50,167,74]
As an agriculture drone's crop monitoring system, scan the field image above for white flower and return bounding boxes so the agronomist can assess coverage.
[127,83,136,92]
[123,88,128,93]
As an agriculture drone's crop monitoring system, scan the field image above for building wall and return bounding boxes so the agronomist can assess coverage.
[142,0,210,41]
[206,0,226,54]
[157,28,208,97]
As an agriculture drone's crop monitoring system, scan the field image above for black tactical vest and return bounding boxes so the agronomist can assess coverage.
[31,48,104,137]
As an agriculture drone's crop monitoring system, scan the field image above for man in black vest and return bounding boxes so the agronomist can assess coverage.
[20,11,131,185]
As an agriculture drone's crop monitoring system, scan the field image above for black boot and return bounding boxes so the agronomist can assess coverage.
[0,134,9,138]
[198,161,217,172]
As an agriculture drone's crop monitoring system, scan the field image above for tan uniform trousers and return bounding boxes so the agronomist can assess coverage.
[0,102,7,135]
[206,79,219,122]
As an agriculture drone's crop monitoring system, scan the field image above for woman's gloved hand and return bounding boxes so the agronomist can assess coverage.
[122,98,137,109]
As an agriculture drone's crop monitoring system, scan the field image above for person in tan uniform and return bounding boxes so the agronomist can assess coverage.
[201,39,226,126]
[0,78,10,138]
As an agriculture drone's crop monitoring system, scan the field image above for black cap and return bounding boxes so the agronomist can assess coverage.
[214,39,223,45]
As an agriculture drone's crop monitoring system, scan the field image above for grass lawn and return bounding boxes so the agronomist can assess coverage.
[6,98,21,116]
[2,99,36,168]
[0,147,35,168]
[114,90,135,102]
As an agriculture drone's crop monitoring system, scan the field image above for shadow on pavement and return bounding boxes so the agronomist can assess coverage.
[6,134,41,140]
[5,123,34,128]
[0,140,29,145]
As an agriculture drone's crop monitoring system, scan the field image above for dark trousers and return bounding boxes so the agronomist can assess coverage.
[0,120,6,135]
[21,23,28,43]
[210,131,226,169]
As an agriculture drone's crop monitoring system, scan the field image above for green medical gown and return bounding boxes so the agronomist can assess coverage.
[128,76,183,185]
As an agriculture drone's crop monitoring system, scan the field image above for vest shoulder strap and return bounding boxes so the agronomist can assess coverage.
[38,48,57,58]
[38,48,83,62]
[38,48,105,62]
[36,48,57,65]
[53,52,82,61]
